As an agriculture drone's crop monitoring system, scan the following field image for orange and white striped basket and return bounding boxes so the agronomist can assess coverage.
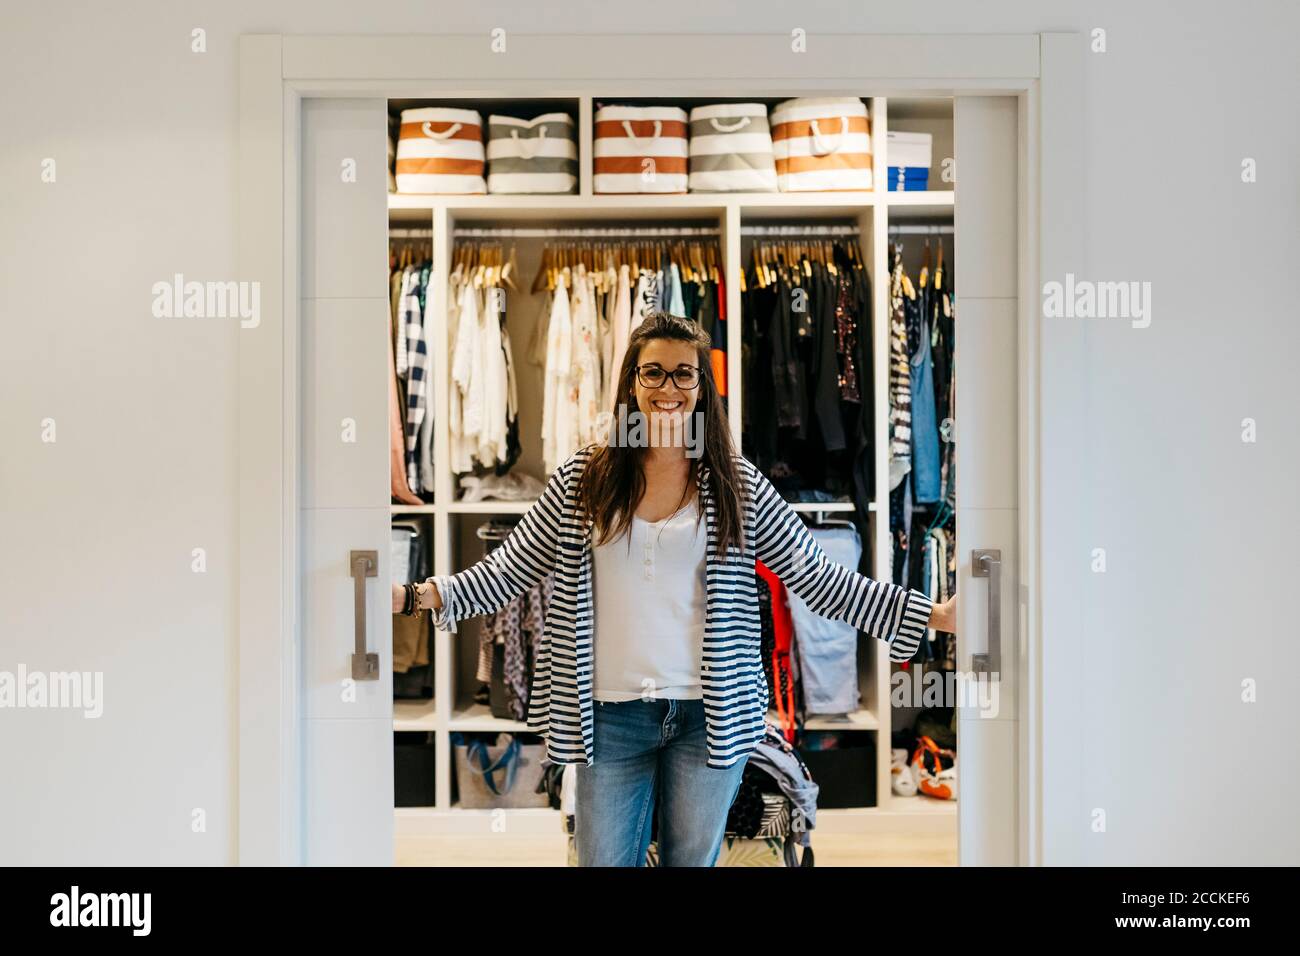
[593,105,689,194]
[771,98,873,192]
[394,107,486,194]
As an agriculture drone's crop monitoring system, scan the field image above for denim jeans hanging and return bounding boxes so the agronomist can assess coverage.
[909,315,941,504]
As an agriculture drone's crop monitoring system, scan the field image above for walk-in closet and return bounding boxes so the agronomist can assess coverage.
[382,93,960,865]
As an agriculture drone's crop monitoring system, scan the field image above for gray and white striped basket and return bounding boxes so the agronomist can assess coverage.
[688,103,777,193]
[486,113,578,195]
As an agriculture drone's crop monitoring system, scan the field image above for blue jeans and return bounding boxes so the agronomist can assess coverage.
[574,698,749,867]
[910,315,941,503]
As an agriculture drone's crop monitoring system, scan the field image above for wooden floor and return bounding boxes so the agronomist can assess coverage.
[396,830,957,866]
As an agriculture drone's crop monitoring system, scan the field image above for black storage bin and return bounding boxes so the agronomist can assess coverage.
[394,731,436,807]
[799,732,876,809]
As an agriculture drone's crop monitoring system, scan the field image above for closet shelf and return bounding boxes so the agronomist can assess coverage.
[769,708,880,732]
[448,500,533,514]
[884,191,955,222]
[450,702,530,732]
[393,698,438,732]
[389,191,880,215]
[886,190,954,206]
[390,191,953,215]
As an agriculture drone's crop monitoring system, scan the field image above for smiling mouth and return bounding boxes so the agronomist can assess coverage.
[651,400,683,411]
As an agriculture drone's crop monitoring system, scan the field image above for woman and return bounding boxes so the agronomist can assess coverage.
[394,311,956,866]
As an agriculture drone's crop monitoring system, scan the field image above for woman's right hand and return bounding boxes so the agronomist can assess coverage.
[392,581,443,614]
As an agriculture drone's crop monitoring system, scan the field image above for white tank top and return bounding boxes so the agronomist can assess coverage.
[592,498,707,701]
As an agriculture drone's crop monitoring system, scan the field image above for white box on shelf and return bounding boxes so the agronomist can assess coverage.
[885,131,933,170]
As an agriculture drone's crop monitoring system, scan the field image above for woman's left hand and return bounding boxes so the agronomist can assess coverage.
[928,595,957,634]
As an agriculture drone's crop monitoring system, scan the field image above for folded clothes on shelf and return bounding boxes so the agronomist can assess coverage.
[458,471,545,503]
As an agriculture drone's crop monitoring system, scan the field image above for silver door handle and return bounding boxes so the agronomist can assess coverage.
[350,550,379,681]
[970,549,1001,676]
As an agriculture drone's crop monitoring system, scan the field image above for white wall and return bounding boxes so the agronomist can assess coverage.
[1,0,1295,865]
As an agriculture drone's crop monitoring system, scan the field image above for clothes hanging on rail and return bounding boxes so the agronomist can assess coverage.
[887,235,956,666]
[888,246,914,492]
[929,253,956,507]
[785,522,864,715]
[910,296,941,504]
[477,572,554,721]
[741,236,872,507]
[541,269,577,474]
[473,521,555,721]
[389,325,420,505]
[392,520,433,698]
[447,245,522,479]
[389,241,434,502]
[533,237,726,475]
[756,559,798,743]
[402,264,430,494]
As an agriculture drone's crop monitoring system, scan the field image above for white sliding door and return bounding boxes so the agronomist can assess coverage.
[298,98,394,865]
[953,95,1021,866]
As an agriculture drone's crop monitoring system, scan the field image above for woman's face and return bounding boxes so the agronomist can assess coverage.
[630,338,702,444]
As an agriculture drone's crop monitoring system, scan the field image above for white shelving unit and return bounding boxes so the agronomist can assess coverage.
[390,94,956,832]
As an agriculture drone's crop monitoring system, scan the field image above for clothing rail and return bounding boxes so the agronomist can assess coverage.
[888,224,955,235]
[452,226,720,238]
[390,228,433,237]
[741,225,860,236]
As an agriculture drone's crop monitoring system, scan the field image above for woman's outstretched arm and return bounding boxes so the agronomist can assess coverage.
[748,462,954,661]
[391,455,575,632]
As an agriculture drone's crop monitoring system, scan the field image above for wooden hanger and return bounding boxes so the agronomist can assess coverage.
[501,243,518,291]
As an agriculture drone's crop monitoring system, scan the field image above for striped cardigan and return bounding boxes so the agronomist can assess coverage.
[430,446,933,769]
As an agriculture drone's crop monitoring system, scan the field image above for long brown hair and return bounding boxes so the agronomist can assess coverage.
[576,311,747,555]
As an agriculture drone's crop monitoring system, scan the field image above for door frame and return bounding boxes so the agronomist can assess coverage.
[237,32,1085,865]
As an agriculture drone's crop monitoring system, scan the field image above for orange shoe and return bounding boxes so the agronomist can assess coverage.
[911,735,957,801]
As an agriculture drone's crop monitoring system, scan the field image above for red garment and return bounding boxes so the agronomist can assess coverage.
[389,326,421,505]
[756,558,797,742]
[712,269,728,396]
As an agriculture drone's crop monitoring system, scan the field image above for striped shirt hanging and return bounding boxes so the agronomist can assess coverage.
[593,105,689,194]
[429,446,933,769]
[394,107,486,194]
[688,103,778,193]
[771,97,873,192]
[487,113,578,194]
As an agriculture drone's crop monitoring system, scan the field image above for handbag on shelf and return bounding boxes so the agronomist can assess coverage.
[771,97,873,192]
[593,104,689,194]
[486,112,578,194]
[394,107,486,194]
[687,103,777,193]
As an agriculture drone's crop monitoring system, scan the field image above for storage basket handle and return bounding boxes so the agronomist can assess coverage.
[809,116,848,156]
[511,126,546,160]
[708,115,751,133]
[422,121,463,141]
[621,119,663,150]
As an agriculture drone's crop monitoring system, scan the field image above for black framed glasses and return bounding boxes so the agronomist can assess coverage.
[635,365,702,390]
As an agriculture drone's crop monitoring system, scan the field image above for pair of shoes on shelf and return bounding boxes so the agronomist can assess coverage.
[891,737,958,800]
